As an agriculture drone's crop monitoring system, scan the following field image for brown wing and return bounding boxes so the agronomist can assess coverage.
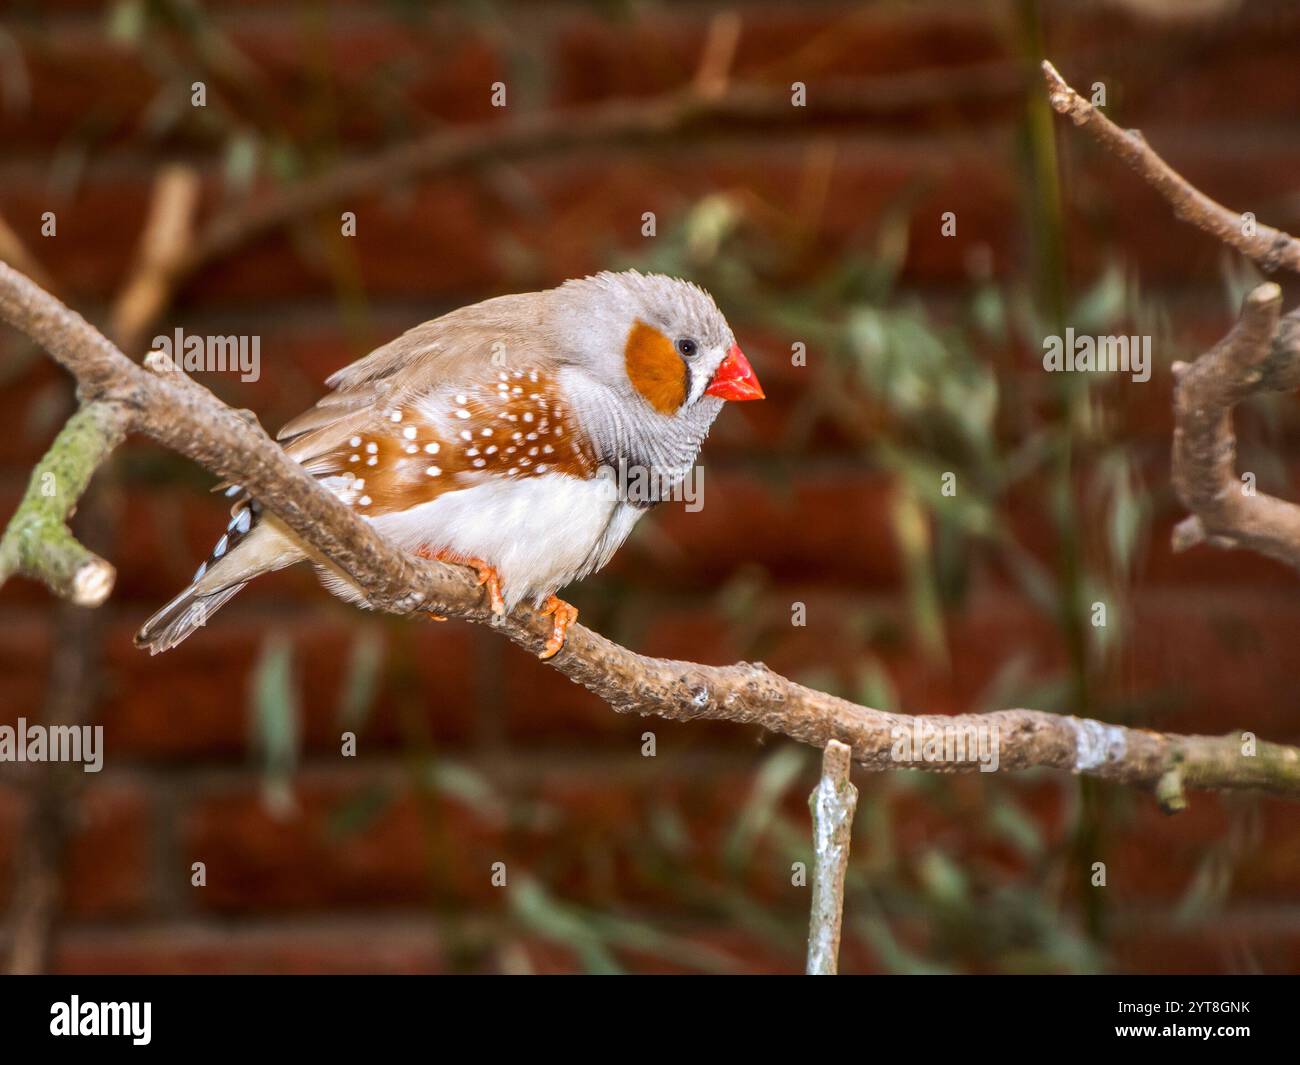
[295,366,599,520]
[276,290,550,472]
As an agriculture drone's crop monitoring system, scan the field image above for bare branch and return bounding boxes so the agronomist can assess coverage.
[692,12,743,101]
[1040,59,1300,581]
[6,593,106,974]
[1,260,1298,799]
[0,210,58,295]
[1041,60,1300,274]
[806,740,857,975]
[0,402,125,606]
[108,165,203,353]
[1171,283,1300,570]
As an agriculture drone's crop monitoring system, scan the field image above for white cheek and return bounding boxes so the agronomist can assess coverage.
[687,348,726,405]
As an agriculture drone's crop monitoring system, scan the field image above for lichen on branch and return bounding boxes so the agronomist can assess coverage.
[0,402,125,606]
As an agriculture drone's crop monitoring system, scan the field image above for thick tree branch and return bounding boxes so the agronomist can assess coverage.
[1040,60,1300,274]
[2,261,1298,798]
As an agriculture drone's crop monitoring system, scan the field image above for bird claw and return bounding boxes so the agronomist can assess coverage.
[418,547,506,619]
[457,555,506,618]
[538,595,578,659]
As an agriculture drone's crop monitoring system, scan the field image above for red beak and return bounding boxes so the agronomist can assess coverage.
[705,344,765,401]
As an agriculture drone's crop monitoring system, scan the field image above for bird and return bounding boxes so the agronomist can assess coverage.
[135,270,764,659]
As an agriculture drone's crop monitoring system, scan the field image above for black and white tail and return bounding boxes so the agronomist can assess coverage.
[134,494,301,655]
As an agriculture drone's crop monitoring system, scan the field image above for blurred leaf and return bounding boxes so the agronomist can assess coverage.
[513,875,747,974]
[970,282,1006,341]
[592,909,748,974]
[648,804,691,857]
[989,799,1044,859]
[792,666,846,702]
[1099,452,1148,576]
[1069,262,1128,332]
[890,486,947,664]
[1013,675,1075,718]
[510,878,622,974]
[880,445,997,538]
[997,534,1061,617]
[327,783,393,838]
[846,302,998,456]
[975,653,1034,714]
[106,0,147,43]
[223,134,261,192]
[724,745,809,872]
[847,307,943,416]
[426,760,506,822]
[268,138,305,182]
[917,849,968,907]
[684,194,742,265]
[249,635,300,817]
[337,626,385,731]
[1219,250,1265,317]
[853,913,952,975]
[712,568,766,628]
[1084,577,1123,657]
[855,660,898,713]
[870,206,912,292]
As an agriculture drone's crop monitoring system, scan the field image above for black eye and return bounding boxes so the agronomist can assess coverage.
[676,338,698,358]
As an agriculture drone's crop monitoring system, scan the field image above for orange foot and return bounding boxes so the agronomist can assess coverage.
[417,546,505,618]
[538,595,578,660]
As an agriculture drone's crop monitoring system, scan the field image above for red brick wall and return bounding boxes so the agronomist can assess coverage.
[2,0,1300,973]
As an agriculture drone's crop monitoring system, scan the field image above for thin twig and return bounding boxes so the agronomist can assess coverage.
[1041,60,1300,274]
[0,210,58,295]
[806,740,857,975]
[6,573,108,974]
[692,12,743,101]
[108,165,203,354]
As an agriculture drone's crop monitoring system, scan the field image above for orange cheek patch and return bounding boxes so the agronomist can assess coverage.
[624,319,686,414]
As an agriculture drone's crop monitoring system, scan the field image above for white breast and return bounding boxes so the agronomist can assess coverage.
[368,473,637,610]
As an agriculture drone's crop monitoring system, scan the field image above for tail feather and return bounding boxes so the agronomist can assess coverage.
[135,500,303,654]
[134,581,249,655]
